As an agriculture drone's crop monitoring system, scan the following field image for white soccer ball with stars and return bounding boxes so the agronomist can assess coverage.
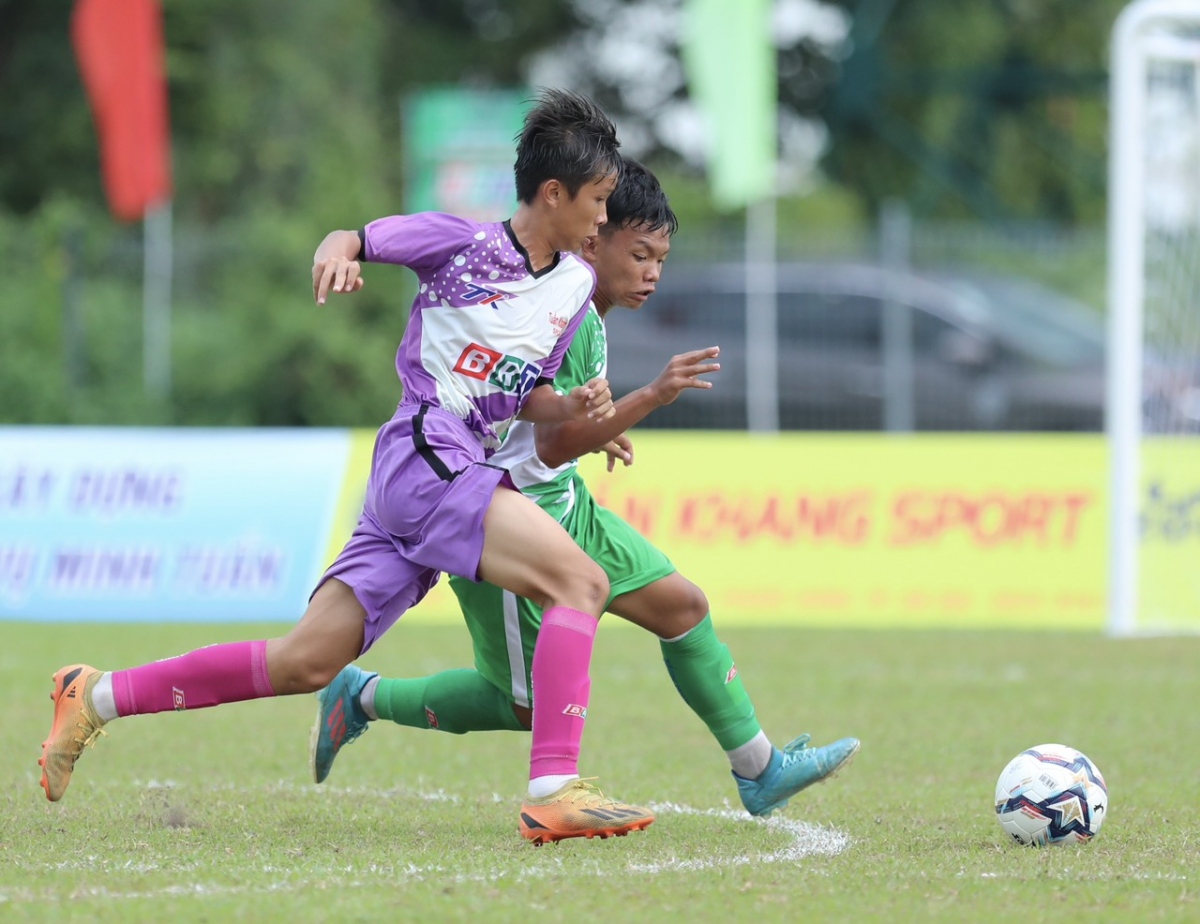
[994,743,1108,846]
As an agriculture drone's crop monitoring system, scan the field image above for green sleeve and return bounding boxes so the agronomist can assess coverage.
[552,308,606,394]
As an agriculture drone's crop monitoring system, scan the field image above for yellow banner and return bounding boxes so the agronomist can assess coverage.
[324,432,1200,630]
[579,433,1108,628]
[1140,439,1200,631]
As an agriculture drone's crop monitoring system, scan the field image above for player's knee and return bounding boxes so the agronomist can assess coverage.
[677,580,710,630]
[284,658,343,694]
[547,556,608,613]
[299,658,347,692]
[578,560,610,611]
[267,638,349,694]
[651,580,709,638]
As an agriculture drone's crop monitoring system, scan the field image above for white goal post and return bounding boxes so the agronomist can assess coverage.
[1108,0,1200,635]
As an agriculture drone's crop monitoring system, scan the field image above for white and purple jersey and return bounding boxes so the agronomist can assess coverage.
[361,212,596,452]
[493,305,607,521]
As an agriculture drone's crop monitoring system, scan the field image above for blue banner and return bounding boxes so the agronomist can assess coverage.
[0,427,349,621]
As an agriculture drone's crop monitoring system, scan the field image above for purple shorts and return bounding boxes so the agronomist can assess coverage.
[316,403,513,653]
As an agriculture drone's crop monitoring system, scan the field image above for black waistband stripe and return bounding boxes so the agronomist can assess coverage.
[413,404,460,482]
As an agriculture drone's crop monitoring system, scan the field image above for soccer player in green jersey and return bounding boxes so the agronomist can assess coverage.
[311,158,860,835]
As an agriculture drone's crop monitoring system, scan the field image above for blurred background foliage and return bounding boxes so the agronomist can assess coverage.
[0,0,1126,426]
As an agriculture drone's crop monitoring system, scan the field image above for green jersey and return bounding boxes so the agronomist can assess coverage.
[488,304,607,520]
[449,303,674,708]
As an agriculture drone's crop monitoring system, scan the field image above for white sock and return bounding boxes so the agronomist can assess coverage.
[358,675,380,721]
[91,672,119,723]
[727,731,773,780]
[527,774,578,799]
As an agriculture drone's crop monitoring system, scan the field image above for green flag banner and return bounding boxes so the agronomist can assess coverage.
[682,0,776,210]
[403,87,530,220]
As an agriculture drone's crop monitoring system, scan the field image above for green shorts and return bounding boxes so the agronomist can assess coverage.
[448,475,675,708]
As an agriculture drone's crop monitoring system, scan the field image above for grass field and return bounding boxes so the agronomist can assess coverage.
[2,620,1198,922]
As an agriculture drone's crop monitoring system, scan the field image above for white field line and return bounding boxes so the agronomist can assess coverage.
[635,801,849,872]
[1,786,850,906]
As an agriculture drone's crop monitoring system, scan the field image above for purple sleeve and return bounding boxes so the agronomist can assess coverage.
[361,212,478,275]
[540,259,598,382]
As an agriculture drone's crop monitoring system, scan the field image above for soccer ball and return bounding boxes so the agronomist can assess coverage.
[994,743,1108,846]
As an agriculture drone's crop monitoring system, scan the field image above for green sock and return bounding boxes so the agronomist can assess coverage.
[373,669,527,734]
[660,614,762,751]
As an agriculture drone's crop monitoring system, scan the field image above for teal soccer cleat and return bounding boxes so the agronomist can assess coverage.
[736,734,861,817]
[310,665,377,784]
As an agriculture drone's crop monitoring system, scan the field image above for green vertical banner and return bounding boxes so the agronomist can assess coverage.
[682,0,776,210]
[403,87,530,219]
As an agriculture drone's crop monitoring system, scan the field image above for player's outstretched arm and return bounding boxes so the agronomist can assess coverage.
[518,380,616,424]
[535,346,720,468]
[312,230,365,304]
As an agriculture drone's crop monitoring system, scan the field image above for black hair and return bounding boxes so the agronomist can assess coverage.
[513,88,621,204]
[600,156,678,237]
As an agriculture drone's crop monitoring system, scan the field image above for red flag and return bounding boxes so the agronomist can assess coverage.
[72,0,172,221]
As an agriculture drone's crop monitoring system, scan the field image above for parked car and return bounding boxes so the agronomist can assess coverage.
[603,262,1114,431]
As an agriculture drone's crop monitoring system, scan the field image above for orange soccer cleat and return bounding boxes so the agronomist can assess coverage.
[518,778,654,845]
[39,664,108,802]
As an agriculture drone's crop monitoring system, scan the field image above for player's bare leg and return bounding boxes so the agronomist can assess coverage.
[479,486,654,843]
[281,582,391,785]
[266,579,366,694]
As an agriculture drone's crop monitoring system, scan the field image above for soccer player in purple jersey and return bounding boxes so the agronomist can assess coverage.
[38,89,655,843]
[311,158,860,834]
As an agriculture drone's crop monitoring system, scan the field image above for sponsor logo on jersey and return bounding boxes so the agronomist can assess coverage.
[454,344,503,379]
[454,343,543,400]
[549,311,569,335]
[461,282,506,306]
[562,703,588,718]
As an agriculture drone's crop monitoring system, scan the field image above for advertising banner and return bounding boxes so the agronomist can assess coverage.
[577,433,1111,628]
[0,427,347,621]
[403,87,529,221]
[1139,438,1200,631]
[4,428,1196,631]
[327,431,1134,630]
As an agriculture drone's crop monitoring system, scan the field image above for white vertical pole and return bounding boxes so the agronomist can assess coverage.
[1107,0,1200,636]
[881,200,914,432]
[745,195,778,432]
[1107,6,1145,637]
[1107,1,1152,637]
[143,199,173,399]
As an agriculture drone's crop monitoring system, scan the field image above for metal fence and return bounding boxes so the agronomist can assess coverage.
[612,210,1107,432]
[17,209,1109,431]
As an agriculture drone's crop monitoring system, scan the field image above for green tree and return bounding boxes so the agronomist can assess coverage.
[820,0,1124,222]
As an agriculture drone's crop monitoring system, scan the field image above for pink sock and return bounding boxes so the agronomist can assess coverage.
[529,606,597,779]
[111,640,275,716]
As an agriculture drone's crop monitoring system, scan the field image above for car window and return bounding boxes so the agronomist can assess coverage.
[911,310,968,356]
[941,278,1105,366]
[650,291,743,333]
[779,293,881,349]
[651,287,887,348]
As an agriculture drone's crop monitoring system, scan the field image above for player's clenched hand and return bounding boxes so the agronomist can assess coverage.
[567,378,616,420]
[649,346,721,406]
[597,433,634,472]
[313,256,365,305]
